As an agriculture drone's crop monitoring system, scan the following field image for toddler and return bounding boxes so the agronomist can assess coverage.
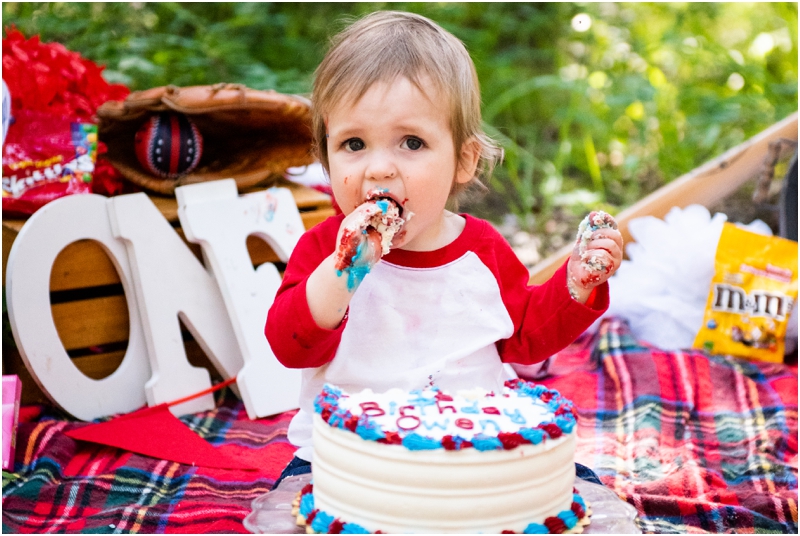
[266,11,623,487]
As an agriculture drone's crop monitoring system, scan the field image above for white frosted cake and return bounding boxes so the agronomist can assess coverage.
[292,379,590,534]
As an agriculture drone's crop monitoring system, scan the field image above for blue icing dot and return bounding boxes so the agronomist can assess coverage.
[471,434,503,451]
[327,408,352,429]
[326,383,341,395]
[402,433,441,451]
[299,493,314,517]
[522,522,548,534]
[311,511,335,533]
[558,510,578,529]
[556,417,575,434]
[375,199,389,213]
[356,420,385,441]
[518,428,544,444]
[450,435,470,450]
[341,522,372,534]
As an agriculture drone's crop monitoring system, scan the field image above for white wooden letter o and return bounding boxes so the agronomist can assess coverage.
[5,194,150,421]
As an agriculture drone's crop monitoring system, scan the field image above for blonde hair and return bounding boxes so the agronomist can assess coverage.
[311,10,502,204]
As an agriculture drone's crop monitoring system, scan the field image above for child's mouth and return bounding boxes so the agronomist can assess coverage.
[364,189,405,218]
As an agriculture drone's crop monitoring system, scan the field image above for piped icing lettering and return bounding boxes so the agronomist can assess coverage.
[504,408,526,424]
[312,378,576,453]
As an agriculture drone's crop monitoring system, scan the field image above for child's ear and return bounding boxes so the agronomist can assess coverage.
[455,136,481,184]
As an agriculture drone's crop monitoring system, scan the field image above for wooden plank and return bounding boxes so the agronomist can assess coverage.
[149,177,332,223]
[2,183,334,291]
[72,349,127,380]
[528,112,799,285]
[50,240,122,290]
[52,295,130,350]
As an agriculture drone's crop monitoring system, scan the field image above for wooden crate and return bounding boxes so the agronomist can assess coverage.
[1,179,335,405]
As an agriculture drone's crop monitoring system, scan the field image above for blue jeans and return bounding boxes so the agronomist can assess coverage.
[271,457,603,490]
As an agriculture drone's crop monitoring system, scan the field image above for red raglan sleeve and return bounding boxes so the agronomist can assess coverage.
[265,216,347,369]
[476,222,609,365]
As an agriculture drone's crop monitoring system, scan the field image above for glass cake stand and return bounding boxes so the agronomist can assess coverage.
[243,473,641,534]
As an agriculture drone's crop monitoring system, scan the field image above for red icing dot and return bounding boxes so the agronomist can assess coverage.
[344,415,359,432]
[379,431,403,445]
[301,484,313,496]
[441,435,458,450]
[571,502,585,518]
[540,392,554,403]
[540,423,563,439]
[482,406,501,415]
[544,516,567,533]
[501,531,516,534]
[497,432,528,450]
[320,408,332,422]
[555,406,570,416]
[328,520,345,534]
[306,509,318,524]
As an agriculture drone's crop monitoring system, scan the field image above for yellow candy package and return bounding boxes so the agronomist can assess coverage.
[694,223,798,362]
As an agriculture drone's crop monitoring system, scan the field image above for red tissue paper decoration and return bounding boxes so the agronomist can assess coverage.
[2,28,129,121]
[2,27,131,216]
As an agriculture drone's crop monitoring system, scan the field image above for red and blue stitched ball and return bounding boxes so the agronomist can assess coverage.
[134,112,203,178]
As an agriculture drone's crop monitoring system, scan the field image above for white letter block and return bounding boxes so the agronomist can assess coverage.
[177,180,303,419]
[5,194,151,421]
[108,193,243,416]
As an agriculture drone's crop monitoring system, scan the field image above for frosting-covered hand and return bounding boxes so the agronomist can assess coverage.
[567,211,623,302]
[334,203,384,272]
[333,192,408,291]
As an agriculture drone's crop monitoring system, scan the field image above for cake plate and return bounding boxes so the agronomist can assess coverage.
[243,473,641,534]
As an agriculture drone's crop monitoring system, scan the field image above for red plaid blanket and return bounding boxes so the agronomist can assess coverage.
[2,318,797,534]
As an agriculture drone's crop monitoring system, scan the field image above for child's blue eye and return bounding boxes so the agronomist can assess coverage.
[404,137,424,150]
[345,138,365,151]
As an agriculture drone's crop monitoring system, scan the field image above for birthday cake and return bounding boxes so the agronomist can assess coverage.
[292,379,590,534]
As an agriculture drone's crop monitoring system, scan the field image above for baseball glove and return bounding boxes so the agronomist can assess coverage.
[97,83,315,195]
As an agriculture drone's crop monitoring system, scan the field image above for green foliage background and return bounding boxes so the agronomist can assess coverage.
[4,2,797,247]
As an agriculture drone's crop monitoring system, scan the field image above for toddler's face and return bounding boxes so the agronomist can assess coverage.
[326,76,475,251]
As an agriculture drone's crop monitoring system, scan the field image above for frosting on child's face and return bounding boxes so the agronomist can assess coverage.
[326,76,472,252]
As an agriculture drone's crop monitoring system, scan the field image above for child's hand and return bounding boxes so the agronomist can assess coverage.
[567,211,623,303]
[334,203,384,274]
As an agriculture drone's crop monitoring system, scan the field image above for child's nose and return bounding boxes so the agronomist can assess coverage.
[364,150,398,182]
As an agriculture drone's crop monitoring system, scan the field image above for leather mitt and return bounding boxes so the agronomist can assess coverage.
[97,83,315,195]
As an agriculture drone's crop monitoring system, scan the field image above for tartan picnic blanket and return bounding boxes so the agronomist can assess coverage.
[2,317,797,534]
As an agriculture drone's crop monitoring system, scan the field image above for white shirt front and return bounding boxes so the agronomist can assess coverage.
[288,252,515,461]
